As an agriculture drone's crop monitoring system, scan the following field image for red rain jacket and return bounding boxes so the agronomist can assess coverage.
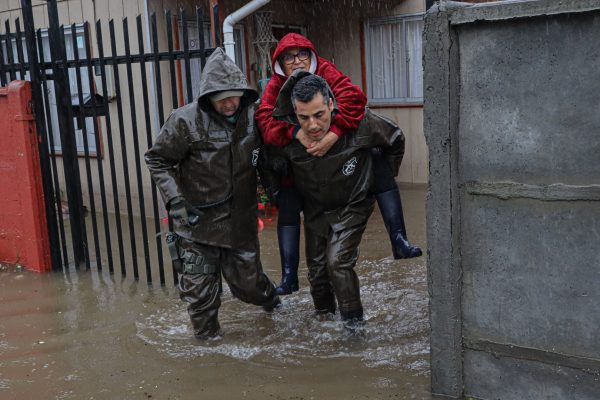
[256,33,367,147]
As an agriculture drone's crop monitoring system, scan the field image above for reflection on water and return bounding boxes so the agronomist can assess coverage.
[0,185,430,399]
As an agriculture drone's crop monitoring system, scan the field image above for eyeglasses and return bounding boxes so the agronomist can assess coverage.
[281,49,310,65]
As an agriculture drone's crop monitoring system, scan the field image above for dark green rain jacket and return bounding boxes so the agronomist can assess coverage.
[269,70,405,234]
[145,48,261,250]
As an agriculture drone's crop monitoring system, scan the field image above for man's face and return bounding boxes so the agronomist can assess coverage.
[281,46,311,76]
[293,92,334,142]
[211,96,241,117]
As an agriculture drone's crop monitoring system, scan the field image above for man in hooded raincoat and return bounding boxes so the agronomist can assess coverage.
[256,33,421,297]
[145,48,280,339]
[262,71,405,325]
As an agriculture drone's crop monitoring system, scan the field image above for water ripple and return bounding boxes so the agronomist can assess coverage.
[136,257,429,372]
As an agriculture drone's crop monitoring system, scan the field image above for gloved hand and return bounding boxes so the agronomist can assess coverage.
[169,197,201,226]
[168,197,189,223]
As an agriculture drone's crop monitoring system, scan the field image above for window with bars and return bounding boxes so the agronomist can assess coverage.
[364,14,424,105]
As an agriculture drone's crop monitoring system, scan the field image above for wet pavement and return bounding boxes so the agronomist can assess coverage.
[0,185,431,399]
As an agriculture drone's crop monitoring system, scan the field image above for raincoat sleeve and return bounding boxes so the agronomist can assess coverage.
[319,61,367,137]
[256,76,294,147]
[362,109,405,176]
[144,112,190,205]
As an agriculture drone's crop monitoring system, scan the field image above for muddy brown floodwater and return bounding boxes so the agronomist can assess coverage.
[0,185,431,399]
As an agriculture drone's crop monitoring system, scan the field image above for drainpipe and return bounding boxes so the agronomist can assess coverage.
[223,0,271,63]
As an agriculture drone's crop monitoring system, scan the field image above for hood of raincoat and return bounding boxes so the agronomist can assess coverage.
[272,70,338,126]
[197,47,258,113]
[271,33,318,77]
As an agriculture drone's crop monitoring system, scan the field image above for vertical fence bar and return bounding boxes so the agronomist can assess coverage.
[137,14,164,282]
[165,11,179,285]
[71,23,101,270]
[37,28,69,269]
[5,21,16,81]
[0,30,7,86]
[196,8,206,68]
[165,11,178,110]
[83,22,113,273]
[96,20,125,274]
[47,0,87,266]
[108,19,138,278]
[59,25,90,268]
[0,30,5,84]
[123,17,151,282]
[21,0,62,270]
[150,14,165,126]
[180,9,193,104]
[14,18,26,80]
[151,13,167,285]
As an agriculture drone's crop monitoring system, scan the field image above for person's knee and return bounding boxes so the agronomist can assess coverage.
[328,247,359,271]
[227,270,276,306]
[306,255,328,280]
[179,273,220,305]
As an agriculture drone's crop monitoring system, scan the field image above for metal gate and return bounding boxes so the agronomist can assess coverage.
[0,0,213,285]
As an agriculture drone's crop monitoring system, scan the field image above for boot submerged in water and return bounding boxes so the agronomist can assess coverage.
[312,285,337,318]
[376,189,422,259]
[341,309,366,336]
[262,295,282,312]
[275,225,300,295]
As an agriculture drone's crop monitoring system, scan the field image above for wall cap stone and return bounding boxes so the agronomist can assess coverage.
[445,0,600,25]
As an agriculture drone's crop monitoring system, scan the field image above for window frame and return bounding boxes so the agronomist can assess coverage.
[364,13,424,106]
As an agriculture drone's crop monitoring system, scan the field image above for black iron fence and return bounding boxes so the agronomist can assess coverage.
[0,0,213,285]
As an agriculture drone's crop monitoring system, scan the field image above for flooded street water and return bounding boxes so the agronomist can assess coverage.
[0,185,431,399]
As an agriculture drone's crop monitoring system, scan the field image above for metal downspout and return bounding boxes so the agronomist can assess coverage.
[223,0,271,63]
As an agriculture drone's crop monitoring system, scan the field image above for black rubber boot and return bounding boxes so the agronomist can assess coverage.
[275,225,300,295]
[376,189,422,259]
[340,308,365,335]
[262,295,282,312]
[312,285,337,315]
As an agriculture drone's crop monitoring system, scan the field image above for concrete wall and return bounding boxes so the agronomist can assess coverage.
[424,0,600,398]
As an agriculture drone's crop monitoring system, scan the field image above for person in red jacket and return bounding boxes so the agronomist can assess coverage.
[256,33,421,296]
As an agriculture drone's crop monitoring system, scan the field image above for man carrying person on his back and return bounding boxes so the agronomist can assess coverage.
[145,48,280,339]
[261,72,405,328]
[256,33,421,297]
